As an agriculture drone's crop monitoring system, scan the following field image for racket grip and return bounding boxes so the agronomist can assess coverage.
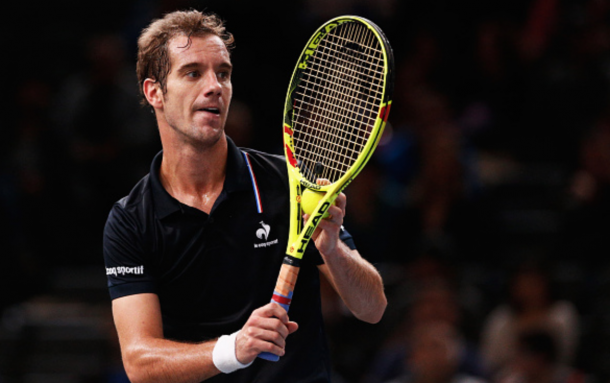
[257,256,301,362]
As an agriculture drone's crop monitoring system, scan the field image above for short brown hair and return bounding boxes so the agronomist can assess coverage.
[136,10,234,105]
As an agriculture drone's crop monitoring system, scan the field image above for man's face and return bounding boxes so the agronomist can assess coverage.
[160,33,233,149]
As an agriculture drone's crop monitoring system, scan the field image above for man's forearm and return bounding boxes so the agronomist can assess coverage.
[122,337,220,383]
[319,242,387,323]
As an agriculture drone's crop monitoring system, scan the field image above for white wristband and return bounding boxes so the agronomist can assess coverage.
[212,331,253,374]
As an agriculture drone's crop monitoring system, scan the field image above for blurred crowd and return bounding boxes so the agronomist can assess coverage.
[3,0,610,382]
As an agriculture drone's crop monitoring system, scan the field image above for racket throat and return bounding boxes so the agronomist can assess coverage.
[297,160,325,184]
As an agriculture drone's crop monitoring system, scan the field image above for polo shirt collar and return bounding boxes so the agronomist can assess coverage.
[224,136,253,193]
[151,135,252,219]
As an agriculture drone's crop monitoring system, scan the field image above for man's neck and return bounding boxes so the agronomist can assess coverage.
[159,134,228,213]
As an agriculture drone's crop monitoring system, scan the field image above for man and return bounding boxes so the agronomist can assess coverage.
[103,10,387,383]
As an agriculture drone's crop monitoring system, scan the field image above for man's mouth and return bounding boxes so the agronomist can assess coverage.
[198,107,220,115]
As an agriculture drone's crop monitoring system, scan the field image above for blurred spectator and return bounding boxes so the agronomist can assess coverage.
[409,90,465,241]
[1,78,69,310]
[340,159,402,264]
[377,84,480,261]
[495,329,591,383]
[569,108,610,207]
[479,261,580,377]
[559,102,610,267]
[518,0,559,64]
[51,32,157,263]
[364,272,487,383]
[381,320,488,383]
[517,0,610,166]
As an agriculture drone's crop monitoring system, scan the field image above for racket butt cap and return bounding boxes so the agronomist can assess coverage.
[258,351,280,362]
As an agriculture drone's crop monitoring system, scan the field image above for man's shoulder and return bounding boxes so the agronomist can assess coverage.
[240,147,287,182]
[107,173,153,227]
[116,174,151,209]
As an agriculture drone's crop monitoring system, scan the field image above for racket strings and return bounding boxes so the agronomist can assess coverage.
[311,24,379,177]
[299,40,385,99]
[292,21,386,184]
[302,23,373,176]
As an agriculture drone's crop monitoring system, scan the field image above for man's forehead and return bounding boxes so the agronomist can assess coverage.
[168,33,228,56]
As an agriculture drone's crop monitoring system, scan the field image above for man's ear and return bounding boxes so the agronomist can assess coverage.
[143,78,163,109]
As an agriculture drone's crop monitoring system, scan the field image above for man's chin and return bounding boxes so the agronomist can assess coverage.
[189,128,226,151]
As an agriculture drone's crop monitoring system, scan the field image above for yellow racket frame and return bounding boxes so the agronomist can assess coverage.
[282,15,394,260]
[259,15,393,362]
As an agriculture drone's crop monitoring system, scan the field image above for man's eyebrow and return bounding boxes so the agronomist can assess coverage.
[218,61,233,71]
[176,61,233,73]
[176,62,200,73]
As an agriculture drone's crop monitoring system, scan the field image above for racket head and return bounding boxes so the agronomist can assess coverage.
[283,15,394,196]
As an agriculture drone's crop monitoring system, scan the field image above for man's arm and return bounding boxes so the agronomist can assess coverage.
[310,193,387,324]
[317,246,387,324]
[112,293,298,383]
[112,293,218,383]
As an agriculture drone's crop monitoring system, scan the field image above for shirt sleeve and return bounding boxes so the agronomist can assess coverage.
[103,203,157,300]
[340,225,357,250]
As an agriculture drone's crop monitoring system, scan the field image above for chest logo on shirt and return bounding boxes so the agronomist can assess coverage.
[256,221,270,240]
[254,221,278,248]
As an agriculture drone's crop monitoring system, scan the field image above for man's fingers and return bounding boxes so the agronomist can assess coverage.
[325,204,344,224]
[240,303,298,351]
[287,321,299,334]
[242,326,287,348]
[249,312,290,338]
[334,192,346,213]
[236,329,286,362]
[255,302,290,324]
[236,304,300,363]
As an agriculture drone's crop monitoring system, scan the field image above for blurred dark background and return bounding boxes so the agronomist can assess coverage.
[2,0,610,382]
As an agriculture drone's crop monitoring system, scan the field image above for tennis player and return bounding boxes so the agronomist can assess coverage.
[103,10,387,383]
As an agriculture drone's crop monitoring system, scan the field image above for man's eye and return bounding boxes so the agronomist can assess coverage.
[218,71,230,80]
[187,71,200,78]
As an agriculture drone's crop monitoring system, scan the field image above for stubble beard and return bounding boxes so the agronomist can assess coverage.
[166,113,225,152]
[161,89,231,152]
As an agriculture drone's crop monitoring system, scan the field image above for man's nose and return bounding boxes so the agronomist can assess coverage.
[203,71,222,96]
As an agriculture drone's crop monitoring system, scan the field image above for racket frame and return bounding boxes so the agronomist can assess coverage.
[283,15,394,261]
[258,15,393,362]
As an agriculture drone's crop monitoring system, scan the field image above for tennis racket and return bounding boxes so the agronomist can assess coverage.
[258,15,394,361]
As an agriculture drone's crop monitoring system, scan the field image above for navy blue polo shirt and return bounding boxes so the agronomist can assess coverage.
[103,136,356,383]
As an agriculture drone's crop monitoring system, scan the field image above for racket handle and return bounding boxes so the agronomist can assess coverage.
[257,256,301,362]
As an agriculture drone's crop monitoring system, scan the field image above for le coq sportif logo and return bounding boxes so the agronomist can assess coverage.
[256,221,270,240]
[254,221,278,249]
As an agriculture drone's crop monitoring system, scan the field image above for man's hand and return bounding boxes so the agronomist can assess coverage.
[304,192,347,255]
[235,303,299,364]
